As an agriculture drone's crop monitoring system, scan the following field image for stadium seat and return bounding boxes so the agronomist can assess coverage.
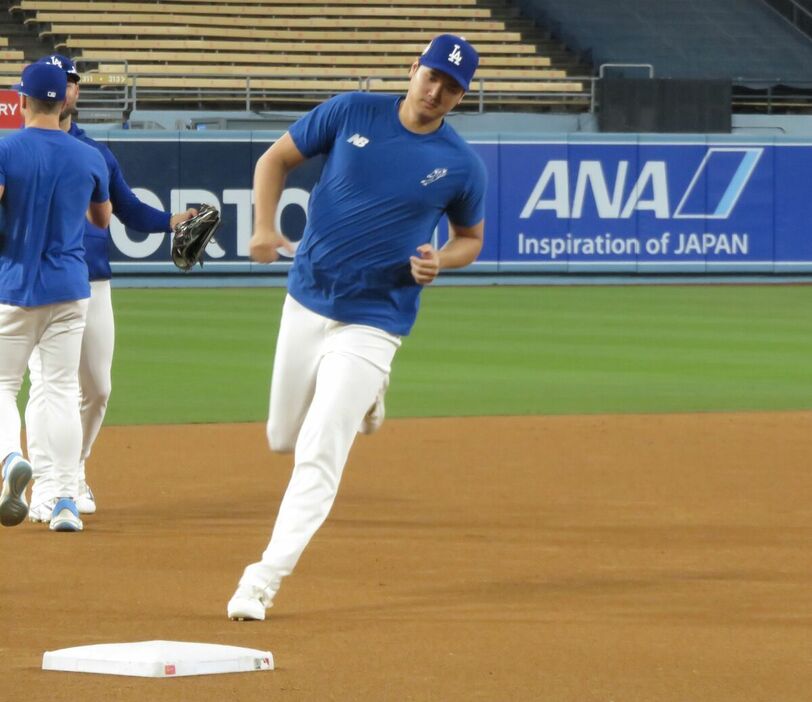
[6,0,590,110]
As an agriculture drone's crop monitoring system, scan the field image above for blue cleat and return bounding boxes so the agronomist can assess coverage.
[49,497,83,532]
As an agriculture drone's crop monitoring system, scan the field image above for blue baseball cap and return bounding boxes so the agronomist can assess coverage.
[12,63,67,101]
[37,53,80,83]
[418,34,479,91]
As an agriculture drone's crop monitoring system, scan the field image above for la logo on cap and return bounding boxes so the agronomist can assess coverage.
[418,34,479,91]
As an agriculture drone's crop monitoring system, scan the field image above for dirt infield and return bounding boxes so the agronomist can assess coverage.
[1,412,810,701]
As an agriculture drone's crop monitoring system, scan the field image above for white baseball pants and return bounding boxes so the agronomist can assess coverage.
[239,294,401,598]
[27,280,114,502]
[0,299,88,498]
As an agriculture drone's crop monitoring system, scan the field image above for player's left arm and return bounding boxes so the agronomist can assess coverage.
[409,218,484,285]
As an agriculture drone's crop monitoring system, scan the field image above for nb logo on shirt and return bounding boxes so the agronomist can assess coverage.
[448,45,463,66]
[421,168,448,186]
[347,133,370,148]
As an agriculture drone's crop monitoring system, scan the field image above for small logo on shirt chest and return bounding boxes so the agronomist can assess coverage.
[421,168,448,186]
[347,133,370,148]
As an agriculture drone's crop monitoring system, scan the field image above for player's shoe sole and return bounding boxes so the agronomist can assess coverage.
[0,454,33,527]
[227,597,266,621]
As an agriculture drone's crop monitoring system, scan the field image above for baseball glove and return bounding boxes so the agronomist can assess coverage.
[171,204,221,271]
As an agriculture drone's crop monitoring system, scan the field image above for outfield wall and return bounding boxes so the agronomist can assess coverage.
[83,131,812,275]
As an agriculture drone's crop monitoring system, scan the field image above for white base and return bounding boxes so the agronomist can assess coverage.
[42,640,274,678]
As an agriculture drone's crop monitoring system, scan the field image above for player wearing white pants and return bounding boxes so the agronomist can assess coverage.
[227,34,487,620]
[236,295,400,599]
[0,61,111,532]
[0,300,88,502]
[23,54,195,522]
[26,280,114,514]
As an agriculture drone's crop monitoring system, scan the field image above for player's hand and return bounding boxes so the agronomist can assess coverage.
[410,243,441,285]
[249,227,294,263]
[169,208,199,229]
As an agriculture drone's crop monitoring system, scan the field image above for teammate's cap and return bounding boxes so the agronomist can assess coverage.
[37,53,80,83]
[418,34,479,92]
[12,63,67,102]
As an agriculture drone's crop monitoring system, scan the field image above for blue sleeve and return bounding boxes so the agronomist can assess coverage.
[104,146,171,232]
[288,93,352,158]
[446,151,487,227]
[90,149,110,203]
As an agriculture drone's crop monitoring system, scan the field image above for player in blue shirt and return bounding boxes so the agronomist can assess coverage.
[0,62,111,531]
[24,54,197,525]
[228,34,487,620]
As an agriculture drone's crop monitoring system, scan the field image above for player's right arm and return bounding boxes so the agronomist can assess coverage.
[249,132,305,263]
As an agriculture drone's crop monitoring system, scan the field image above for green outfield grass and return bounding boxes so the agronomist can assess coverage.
[90,285,812,425]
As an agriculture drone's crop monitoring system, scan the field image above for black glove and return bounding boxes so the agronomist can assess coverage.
[171,204,221,271]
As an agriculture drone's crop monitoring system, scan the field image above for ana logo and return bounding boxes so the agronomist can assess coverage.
[421,168,448,186]
[347,133,369,148]
[520,147,764,220]
[448,45,463,66]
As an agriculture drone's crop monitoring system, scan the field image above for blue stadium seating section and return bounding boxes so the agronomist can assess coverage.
[515,0,812,81]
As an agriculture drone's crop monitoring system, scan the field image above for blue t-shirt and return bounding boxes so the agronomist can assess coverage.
[69,124,171,281]
[0,127,109,306]
[287,92,487,336]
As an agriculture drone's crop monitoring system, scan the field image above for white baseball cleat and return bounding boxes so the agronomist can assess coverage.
[76,480,96,514]
[359,376,389,435]
[227,584,273,621]
[0,453,33,527]
[49,498,83,532]
[29,496,58,523]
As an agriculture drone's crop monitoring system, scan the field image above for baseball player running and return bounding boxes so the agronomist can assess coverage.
[24,54,196,523]
[227,34,486,620]
[0,62,111,531]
